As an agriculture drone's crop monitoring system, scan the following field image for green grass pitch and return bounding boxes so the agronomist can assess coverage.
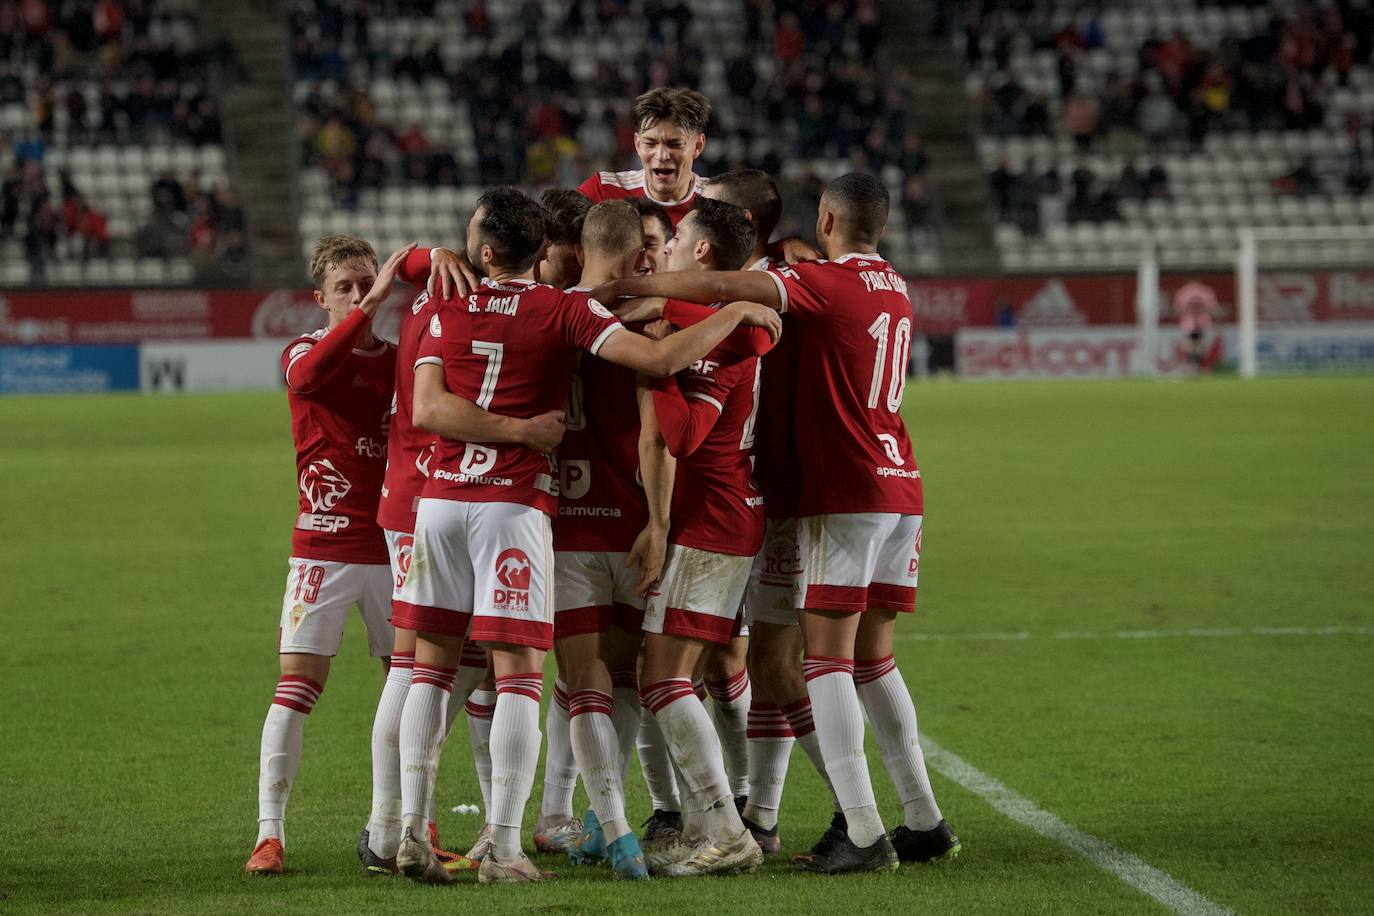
[2,377,1372,914]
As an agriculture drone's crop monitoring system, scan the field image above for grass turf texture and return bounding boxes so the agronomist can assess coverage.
[2,377,1371,914]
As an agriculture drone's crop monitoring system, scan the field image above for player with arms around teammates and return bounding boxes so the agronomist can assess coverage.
[593,173,961,874]
[356,244,568,877]
[244,237,403,876]
[388,187,780,884]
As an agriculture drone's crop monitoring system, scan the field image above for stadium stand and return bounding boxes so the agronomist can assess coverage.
[0,0,242,287]
[288,0,943,271]
[955,0,1374,271]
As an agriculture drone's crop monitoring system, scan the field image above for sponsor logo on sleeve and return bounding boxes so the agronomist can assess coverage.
[429,314,442,337]
[587,298,614,319]
[493,547,532,610]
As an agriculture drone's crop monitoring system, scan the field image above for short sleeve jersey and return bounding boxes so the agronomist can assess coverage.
[764,254,922,517]
[376,289,441,535]
[281,331,396,563]
[414,278,625,517]
[577,169,710,226]
[669,339,766,557]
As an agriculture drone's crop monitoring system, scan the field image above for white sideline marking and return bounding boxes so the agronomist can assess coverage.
[897,625,1374,643]
[921,738,1233,916]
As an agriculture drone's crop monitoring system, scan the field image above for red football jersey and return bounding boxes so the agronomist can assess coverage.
[376,289,441,535]
[552,351,646,553]
[282,328,396,564]
[665,343,766,557]
[577,169,710,226]
[415,278,626,516]
[765,254,922,517]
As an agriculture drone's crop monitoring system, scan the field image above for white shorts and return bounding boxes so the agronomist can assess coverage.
[554,550,646,637]
[799,513,922,614]
[745,517,804,627]
[384,529,415,599]
[278,557,393,657]
[643,544,752,645]
[393,498,555,649]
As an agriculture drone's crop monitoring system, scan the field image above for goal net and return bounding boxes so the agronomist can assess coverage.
[1233,227,1374,378]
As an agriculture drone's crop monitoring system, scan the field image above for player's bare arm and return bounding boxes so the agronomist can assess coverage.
[356,244,417,317]
[628,377,675,596]
[611,296,668,323]
[595,301,768,377]
[412,364,567,454]
[592,270,783,312]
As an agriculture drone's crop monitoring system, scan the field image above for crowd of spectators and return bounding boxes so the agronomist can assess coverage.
[2,137,244,283]
[960,1,1373,151]
[0,0,225,146]
[961,1,1374,240]
[0,0,240,283]
[135,169,246,266]
[988,153,1171,233]
[291,0,929,224]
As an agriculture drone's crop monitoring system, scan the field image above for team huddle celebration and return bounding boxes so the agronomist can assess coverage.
[244,86,958,885]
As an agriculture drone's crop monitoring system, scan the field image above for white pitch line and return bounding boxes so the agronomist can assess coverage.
[896,625,1374,643]
[921,738,1233,916]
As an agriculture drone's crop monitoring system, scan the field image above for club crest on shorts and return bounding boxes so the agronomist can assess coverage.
[290,603,305,632]
[395,535,414,591]
[493,547,531,610]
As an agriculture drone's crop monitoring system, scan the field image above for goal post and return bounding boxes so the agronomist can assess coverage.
[1234,226,1374,379]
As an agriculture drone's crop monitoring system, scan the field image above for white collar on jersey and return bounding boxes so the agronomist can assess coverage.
[746,256,773,272]
[480,276,538,289]
[643,173,706,207]
[832,252,887,265]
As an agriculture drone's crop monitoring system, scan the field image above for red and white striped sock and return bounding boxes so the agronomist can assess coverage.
[610,670,639,782]
[490,673,543,860]
[465,688,496,818]
[257,675,324,845]
[781,695,839,809]
[636,703,681,813]
[569,688,631,842]
[707,668,752,798]
[742,700,794,829]
[855,655,943,831]
[540,678,577,821]
[803,655,885,847]
[366,652,412,858]
[643,678,743,840]
[399,663,455,841]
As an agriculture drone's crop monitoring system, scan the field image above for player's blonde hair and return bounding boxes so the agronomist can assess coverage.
[633,88,711,135]
[309,235,377,289]
[582,200,644,258]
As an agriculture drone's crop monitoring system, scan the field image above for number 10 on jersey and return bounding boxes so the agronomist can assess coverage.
[867,313,912,413]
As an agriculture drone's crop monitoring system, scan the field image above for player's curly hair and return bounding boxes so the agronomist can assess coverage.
[540,188,593,246]
[706,169,782,245]
[824,173,890,244]
[309,235,377,289]
[688,197,756,272]
[633,87,712,135]
[473,186,547,272]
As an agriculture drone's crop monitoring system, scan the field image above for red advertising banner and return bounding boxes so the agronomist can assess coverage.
[4,269,1374,342]
[909,269,1374,333]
